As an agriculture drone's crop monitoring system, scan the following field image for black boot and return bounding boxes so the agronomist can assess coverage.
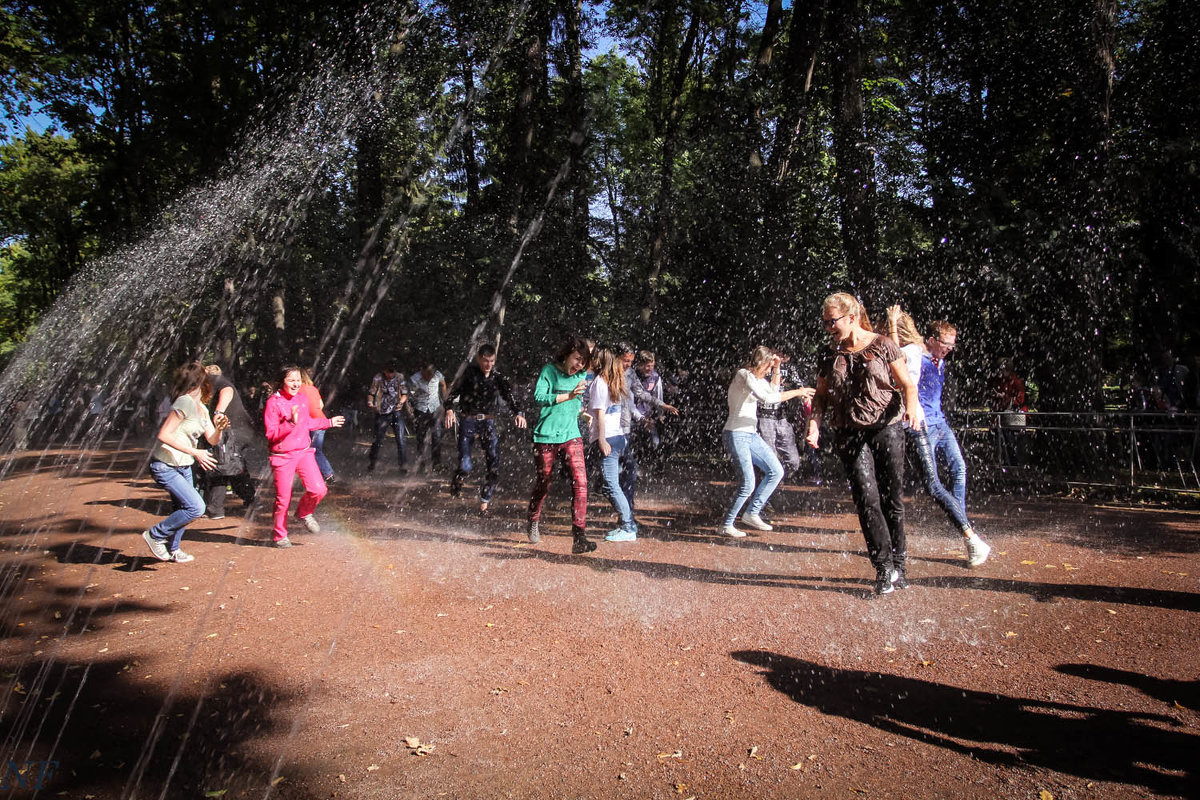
[571,527,597,554]
[872,563,895,596]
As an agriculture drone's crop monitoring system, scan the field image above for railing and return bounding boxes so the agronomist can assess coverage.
[953,410,1200,491]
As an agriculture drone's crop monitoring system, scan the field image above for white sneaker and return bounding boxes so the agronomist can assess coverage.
[142,530,170,561]
[740,513,773,531]
[300,514,321,534]
[966,534,991,567]
[720,524,747,538]
[170,549,195,563]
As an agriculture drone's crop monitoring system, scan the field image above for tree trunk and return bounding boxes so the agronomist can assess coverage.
[829,0,879,302]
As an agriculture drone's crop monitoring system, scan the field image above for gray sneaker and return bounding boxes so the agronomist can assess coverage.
[170,549,195,563]
[300,514,321,534]
[142,530,170,561]
[274,537,293,549]
[527,521,540,544]
[966,534,991,567]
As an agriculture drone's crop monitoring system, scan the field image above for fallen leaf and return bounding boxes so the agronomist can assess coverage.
[1106,609,1117,615]
[338,775,346,783]
[1003,631,1018,638]
[271,776,285,786]
[790,763,804,770]
[1039,791,1054,800]
[367,764,380,771]
[1020,560,1037,565]
[404,736,421,749]
[657,750,683,759]
[203,791,227,798]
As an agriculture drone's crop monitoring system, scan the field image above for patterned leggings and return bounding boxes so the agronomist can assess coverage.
[528,438,588,530]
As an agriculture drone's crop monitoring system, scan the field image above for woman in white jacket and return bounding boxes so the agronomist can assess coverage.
[720,346,808,537]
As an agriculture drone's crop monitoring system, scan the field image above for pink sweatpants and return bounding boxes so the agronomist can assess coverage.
[269,449,327,541]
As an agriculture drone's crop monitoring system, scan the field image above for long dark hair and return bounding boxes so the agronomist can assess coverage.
[552,335,592,372]
[171,361,212,404]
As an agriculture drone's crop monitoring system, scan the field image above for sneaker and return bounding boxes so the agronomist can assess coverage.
[720,524,747,538]
[479,501,489,515]
[966,534,991,567]
[274,537,293,549]
[367,462,376,473]
[527,521,540,544]
[323,473,336,484]
[740,513,773,531]
[205,513,225,520]
[873,566,895,596]
[889,566,910,590]
[169,549,195,563]
[605,527,637,542]
[142,530,170,561]
[399,467,408,476]
[449,477,463,497]
[571,535,598,554]
[300,514,321,534]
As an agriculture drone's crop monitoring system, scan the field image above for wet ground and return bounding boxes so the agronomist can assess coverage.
[1,437,1197,799]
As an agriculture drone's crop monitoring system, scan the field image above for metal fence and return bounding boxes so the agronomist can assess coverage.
[953,410,1200,492]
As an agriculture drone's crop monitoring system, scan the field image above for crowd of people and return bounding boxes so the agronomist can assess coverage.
[139,292,998,596]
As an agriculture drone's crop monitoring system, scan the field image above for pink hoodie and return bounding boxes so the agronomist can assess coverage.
[264,389,332,455]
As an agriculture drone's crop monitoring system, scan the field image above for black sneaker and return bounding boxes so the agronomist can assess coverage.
[571,534,597,554]
[890,566,910,590]
[873,566,895,596]
[449,477,463,497]
[324,473,337,484]
[367,462,376,473]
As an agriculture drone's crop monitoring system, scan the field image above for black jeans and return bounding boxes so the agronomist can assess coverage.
[834,423,906,571]
[369,410,408,467]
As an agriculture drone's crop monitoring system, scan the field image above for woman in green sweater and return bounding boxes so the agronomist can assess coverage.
[527,335,595,553]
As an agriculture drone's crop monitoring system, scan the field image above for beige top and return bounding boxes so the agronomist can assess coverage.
[151,394,214,467]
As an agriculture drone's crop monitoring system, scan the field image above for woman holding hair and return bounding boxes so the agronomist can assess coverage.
[527,336,595,554]
[806,293,924,595]
[264,365,345,548]
[588,347,638,542]
[142,362,229,563]
[886,305,989,563]
[721,346,809,538]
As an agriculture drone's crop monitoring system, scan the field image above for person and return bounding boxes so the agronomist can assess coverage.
[264,365,345,548]
[199,363,259,519]
[628,350,679,470]
[299,368,336,483]
[367,365,409,474]
[806,293,924,596]
[141,362,229,563]
[990,359,1027,413]
[588,347,638,542]
[409,361,448,470]
[721,347,809,537]
[756,348,815,489]
[886,306,990,567]
[444,344,526,513]
[527,336,595,553]
[615,343,642,512]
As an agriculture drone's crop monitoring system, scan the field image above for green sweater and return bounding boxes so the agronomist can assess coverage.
[532,363,587,444]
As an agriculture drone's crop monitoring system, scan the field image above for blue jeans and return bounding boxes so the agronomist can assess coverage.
[148,460,205,553]
[369,411,408,468]
[597,435,635,529]
[722,430,783,526]
[456,417,500,501]
[310,428,334,479]
[907,424,964,532]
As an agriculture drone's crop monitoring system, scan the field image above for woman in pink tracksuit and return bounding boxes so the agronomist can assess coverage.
[263,365,345,548]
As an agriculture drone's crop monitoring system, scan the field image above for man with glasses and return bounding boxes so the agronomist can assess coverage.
[920,320,989,566]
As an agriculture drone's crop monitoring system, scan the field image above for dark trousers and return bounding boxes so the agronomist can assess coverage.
[455,417,499,500]
[413,410,443,465]
[528,438,588,530]
[369,410,408,467]
[834,423,907,571]
[202,471,257,517]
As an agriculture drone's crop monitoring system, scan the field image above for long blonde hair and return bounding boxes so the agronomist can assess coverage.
[895,311,923,347]
[593,347,628,401]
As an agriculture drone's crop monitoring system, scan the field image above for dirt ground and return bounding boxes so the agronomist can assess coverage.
[1,433,1198,800]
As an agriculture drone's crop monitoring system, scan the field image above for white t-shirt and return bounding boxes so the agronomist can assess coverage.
[723,368,782,433]
[588,376,624,443]
[901,343,924,386]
